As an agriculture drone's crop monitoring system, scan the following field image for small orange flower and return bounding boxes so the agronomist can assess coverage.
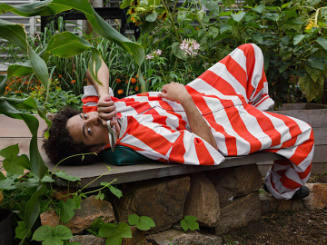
[135,74,139,78]
[131,16,137,23]
[130,77,137,84]
[24,81,29,85]
[5,86,9,91]
[71,80,76,84]
[118,89,124,95]
[134,85,139,92]
[58,74,62,78]
[115,78,122,83]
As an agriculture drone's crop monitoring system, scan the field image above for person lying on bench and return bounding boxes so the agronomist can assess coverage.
[43,43,313,200]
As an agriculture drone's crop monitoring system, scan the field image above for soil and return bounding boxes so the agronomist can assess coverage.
[224,208,327,245]
[223,175,327,245]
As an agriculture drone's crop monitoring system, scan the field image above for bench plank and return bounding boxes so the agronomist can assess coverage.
[45,152,282,187]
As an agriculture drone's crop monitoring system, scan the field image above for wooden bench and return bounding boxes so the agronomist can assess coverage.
[1,106,326,187]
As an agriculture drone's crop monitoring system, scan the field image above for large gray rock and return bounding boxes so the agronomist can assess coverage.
[117,176,190,233]
[184,174,220,227]
[70,235,105,245]
[215,193,261,234]
[207,165,262,208]
[147,229,223,245]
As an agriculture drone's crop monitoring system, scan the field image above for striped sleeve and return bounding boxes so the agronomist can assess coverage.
[81,85,115,113]
[118,116,225,165]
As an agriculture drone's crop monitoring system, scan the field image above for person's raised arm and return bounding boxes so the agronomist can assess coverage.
[159,82,217,150]
[86,58,118,131]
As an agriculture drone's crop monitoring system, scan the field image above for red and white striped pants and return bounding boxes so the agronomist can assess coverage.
[186,43,314,199]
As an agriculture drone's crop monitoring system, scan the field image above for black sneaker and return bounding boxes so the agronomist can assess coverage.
[292,185,310,200]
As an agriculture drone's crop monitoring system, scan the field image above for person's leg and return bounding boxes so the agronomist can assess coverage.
[186,43,274,110]
[261,111,314,199]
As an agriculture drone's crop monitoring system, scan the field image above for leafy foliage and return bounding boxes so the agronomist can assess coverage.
[180,215,199,232]
[32,225,73,245]
[128,214,156,231]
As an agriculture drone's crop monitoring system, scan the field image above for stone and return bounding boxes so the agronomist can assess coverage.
[117,176,190,233]
[207,165,262,208]
[304,183,327,210]
[260,192,304,215]
[147,229,223,245]
[40,209,60,227]
[122,227,152,245]
[215,193,261,235]
[70,235,105,245]
[184,174,220,227]
[67,195,116,234]
[41,196,116,234]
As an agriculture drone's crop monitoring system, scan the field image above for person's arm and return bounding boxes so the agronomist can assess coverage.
[86,59,119,132]
[159,82,218,150]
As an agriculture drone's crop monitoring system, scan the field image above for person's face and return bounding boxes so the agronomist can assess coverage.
[66,111,109,152]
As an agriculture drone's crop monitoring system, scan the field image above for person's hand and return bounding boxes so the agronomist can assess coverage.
[159,82,191,104]
[97,95,116,123]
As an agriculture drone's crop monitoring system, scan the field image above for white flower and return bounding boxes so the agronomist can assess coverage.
[155,49,162,55]
[146,54,154,60]
[179,39,200,56]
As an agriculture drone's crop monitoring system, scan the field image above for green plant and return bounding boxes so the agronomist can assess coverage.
[88,214,155,245]
[121,0,327,104]
[180,215,200,232]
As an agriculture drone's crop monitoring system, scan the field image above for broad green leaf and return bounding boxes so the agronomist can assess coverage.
[53,225,73,240]
[120,0,132,9]
[232,12,246,22]
[32,226,53,241]
[7,62,33,79]
[0,19,27,51]
[298,74,324,102]
[54,170,80,182]
[106,236,123,245]
[28,45,49,87]
[25,185,47,230]
[0,175,18,190]
[115,223,132,238]
[208,26,219,39]
[59,195,81,223]
[15,221,28,239]
[41,175,55,183]
[137,216,155,231]
[0,144,19,159]
[128,214,139,226]
[145,11,158,22]
[43,238,64,245]
[252,4,265,14]
[0,75,6,95]
[3,154,29,175]
[293,34,305,45]
[46,32,92,57]
[99,222,132,239]
[0,0,70,16]
[316,37,327,51]
[109,185,123,199]
[180,216,199,232]
[308,56,326,70]
[52,0,144,65]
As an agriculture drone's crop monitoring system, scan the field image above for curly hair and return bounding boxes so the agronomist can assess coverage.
[43,107,98,165]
